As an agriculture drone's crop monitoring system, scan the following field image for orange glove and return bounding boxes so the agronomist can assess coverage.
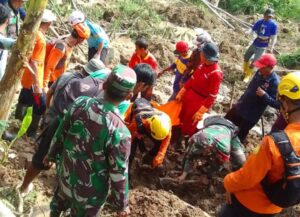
[152,153,164,168]
[175,87,186,102]
[192,106,208,125]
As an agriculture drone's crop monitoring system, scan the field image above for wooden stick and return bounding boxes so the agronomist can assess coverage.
[206,1,252,28]
[159,177,205,185]
[261,117,265,138]
[70,0,78,10]
[201,0,235,30]
[229,81,236,110]
[49,26,60,38]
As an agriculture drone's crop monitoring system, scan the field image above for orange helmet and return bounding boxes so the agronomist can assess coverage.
[73,23,90,39]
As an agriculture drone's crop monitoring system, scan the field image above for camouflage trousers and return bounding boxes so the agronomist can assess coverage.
[50,187,104,217]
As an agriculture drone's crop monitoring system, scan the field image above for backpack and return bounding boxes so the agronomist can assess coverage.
[45,39,67,62]
[261,131,300,208]
[203,115,239,138]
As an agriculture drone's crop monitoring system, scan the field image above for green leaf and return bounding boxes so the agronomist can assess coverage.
[16,107,33,139]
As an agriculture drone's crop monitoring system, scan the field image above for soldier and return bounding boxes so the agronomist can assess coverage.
[176,116,246,182]
[18,59,105,197]
[44,64,136,217]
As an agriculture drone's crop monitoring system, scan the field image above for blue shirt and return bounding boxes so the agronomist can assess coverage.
[85,20,110,49]
[235,71,280,124]
[252,19,277,48]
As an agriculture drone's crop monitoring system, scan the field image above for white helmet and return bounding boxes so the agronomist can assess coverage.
[194,28,212,48]
[68,10,85,26]
[41,9,56,23]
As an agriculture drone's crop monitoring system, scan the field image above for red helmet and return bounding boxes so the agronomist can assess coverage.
[73,23,90,39]
[174,41,189,54]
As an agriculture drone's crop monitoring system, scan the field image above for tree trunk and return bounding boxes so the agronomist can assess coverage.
[0,0,48,130]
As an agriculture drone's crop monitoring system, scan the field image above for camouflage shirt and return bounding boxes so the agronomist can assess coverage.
[183,125,246,173]
[48,96,131,212]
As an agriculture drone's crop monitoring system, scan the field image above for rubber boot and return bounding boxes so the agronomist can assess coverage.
[26,114,41,138]
[15,103,27,120]
[243,61,253,83]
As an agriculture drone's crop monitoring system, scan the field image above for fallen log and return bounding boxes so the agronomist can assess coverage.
[201,0,235,30]
[206,1,252,28]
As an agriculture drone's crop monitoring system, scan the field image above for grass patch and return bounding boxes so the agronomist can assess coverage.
[108,0,163,38]
[278,49,300,69]
[219,0,300,21]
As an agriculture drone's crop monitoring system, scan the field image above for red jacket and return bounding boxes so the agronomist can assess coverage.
[180,63,223,136]
[128,52,158,73]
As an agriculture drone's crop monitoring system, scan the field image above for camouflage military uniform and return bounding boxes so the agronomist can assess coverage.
[48,96,131,216]
[183,124,246,174]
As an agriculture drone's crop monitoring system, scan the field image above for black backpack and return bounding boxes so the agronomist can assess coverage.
[261,131,300,208]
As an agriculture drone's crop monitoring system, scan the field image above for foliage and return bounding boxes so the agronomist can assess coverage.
[1,107,32,164]
[108,0,163,38]
[0,186,37,215]
[219,0,300,20]
[278,49,300,69]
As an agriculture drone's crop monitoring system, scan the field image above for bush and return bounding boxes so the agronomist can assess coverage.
[278,49,300,69]
[219,0,300,21]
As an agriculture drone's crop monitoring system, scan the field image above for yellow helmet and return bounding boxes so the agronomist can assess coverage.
[147,112,171,140]
[278,71,300,100]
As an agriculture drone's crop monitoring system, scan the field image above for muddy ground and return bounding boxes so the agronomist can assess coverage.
[1,0,300,216]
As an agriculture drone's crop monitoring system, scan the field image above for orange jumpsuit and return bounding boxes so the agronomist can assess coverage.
[44,40,73,87]
[224,123,300,214]
[21,31,46,89]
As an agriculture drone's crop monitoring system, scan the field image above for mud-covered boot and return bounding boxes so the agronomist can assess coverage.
[26,114,41,138]
[15,103,27,120]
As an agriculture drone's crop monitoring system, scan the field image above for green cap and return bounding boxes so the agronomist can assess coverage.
[107,64,137,92]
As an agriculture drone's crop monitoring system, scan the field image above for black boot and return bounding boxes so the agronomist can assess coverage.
[26,114,41,138]
[15,103,27,120]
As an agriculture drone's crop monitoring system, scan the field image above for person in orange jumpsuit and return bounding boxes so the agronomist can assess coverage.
[176,42,223,136]
[15,9,56,138]
[125,98,172,169]
[219,71,300,217]
[43,23,90,90]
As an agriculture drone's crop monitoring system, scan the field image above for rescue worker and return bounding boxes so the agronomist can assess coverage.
[176,42,223,136]
[128,37,158,100]
[184,28,212,78]
[125,98,172,168]
[128,37,158,72]
[225,54,280,142]
[219,71,300,217]
[159,41,191,101]
[19,61,158,196]
[68,10,110,63]
[243,8,278,82]
[176,116,246,182]
[15,9,56,138]
[44,23,90,89]
[44,65,136,217]
[0,0,25,79]
[0,4,16,80]
[18,59,105,196]
[2,0,26,38]
[0,0,26,21]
